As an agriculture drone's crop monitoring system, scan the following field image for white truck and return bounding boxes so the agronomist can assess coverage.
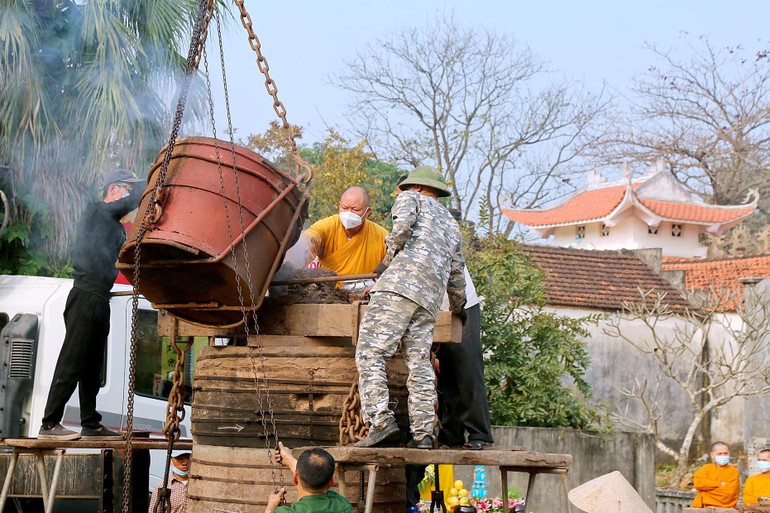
[0,274,204,510]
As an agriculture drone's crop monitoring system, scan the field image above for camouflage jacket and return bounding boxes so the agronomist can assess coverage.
[373,190,467,318]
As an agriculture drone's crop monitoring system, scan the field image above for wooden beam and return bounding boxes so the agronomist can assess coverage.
[277,304,462,343]
[160,303,463,343]
[296,446,571,468]
[1,438,193,451]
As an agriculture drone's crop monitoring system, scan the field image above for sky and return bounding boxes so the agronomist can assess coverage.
[202,0,770,147]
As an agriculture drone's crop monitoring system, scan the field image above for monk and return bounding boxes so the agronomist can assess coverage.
[692,442,740,508]
[743,448,770,505]
[277,187,387,290]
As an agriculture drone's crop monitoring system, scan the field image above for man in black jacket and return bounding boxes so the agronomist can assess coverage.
[39,169,143,440]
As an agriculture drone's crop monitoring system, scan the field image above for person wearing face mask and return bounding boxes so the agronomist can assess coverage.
[148,449,192,513]
[276,186,387,290]
[692,441,740,508]
[38,169,143,441]
[743,449,770,505]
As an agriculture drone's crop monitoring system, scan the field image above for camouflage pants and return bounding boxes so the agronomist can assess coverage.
[355,291,437,439]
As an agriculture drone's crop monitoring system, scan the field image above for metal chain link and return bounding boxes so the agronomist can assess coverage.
[163,338,193,440]
[232,0,313,184]
[201,10,286,494]
[123,2,213,513]
[339,382,369,445]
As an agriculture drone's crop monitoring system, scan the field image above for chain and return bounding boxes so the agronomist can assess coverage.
[163,338,193,440]
[145,0,214,231]
[202,10,285,493]
[339,382,369,445]
[153,337,192,513]
[232,0,313,184]
[122,2,213,513]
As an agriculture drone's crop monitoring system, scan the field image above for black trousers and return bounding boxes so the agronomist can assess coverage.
[42,287,110,429]
[436,304,493,445]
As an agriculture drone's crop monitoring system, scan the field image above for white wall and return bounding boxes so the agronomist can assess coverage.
[551,218,706,257]
[543,306,749,453]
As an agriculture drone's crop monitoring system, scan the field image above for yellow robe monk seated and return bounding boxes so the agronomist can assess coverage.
[743,472,770,506]
[692,462,740,508]
[305,214,387,282]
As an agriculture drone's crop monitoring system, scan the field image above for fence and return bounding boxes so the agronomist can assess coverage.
[656,489,696,513]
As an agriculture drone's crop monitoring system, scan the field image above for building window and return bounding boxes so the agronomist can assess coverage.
[671,224,682,237]
[648,225,658,235]
[576,226,586,239]
[600,224,610,237]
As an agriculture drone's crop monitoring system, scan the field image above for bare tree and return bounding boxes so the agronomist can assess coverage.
[592,35,770,226]
[604,285,770,486]
[334,12,609,235]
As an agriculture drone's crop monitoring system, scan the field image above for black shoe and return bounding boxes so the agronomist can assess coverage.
[80,425,124,440]
[38,423,81,441]
[354,419,400,448]
[407,436,434,449]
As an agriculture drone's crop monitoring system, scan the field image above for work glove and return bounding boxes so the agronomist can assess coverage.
[373,262,387,277]
[457,308,468,326]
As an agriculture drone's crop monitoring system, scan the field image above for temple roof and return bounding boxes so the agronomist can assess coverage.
[503,169,757,237]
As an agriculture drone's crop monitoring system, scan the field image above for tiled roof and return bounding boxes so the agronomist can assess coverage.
[522,245,692,313]
[661,254,770,310]
[503,186,627,227]
[504,185,756,228]
[639,199,756,224]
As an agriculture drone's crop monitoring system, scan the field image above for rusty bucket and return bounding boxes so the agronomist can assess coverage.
[117,136,307,328]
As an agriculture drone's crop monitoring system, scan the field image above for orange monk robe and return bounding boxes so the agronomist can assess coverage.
[305,215,387,280]
[692,463,740,508]
[743,472,770,505]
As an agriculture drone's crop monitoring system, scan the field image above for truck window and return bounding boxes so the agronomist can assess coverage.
[0,313,8,334]
[134,309,207,405]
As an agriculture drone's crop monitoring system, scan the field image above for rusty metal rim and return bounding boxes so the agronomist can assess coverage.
[122,182,301,266]
[151,136,300,185]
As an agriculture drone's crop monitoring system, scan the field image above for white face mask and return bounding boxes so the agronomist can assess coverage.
[714,455,730,466]
[171,465,189,477]
[758,461,770,472]
[339,211,364,230]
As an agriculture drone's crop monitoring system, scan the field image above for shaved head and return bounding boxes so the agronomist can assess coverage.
[712,442,729,452]
[340,186,370,208]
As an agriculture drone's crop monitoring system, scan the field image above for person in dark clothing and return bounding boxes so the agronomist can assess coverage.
[38,169,143,440]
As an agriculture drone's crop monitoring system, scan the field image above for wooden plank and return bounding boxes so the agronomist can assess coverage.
[1,438,193,450]
[160,302,462,343]
[279,304,461,343]
[158,309,231,338]
[304,446,572,468]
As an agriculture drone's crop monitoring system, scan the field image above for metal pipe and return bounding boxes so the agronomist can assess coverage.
[270,273,377,286]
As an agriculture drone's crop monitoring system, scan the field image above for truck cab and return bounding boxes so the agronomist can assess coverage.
[0,274,203,491]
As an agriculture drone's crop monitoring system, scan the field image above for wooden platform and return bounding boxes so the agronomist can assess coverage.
[0,437,193,513]
[295,446,572,513]
[314,445,569,467]
[1,437,193,451]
